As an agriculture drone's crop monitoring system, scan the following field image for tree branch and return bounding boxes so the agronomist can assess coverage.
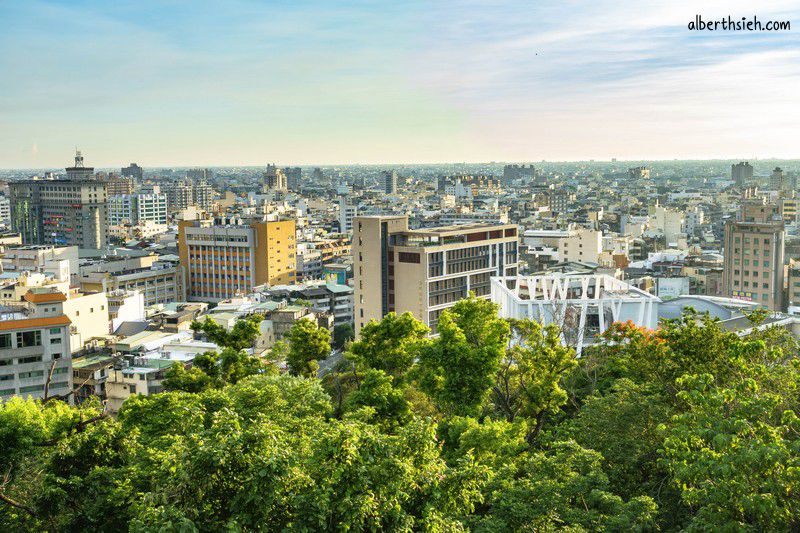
[0,468,37,519]
[42,359,57,401]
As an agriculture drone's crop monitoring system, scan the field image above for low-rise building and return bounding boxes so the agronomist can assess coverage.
[257,281,354,325]
[0,290,73,401]
[72,354,116,403]
[79,254,184,306]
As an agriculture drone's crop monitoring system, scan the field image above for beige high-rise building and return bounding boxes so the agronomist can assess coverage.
[353,215,519,335]
[178,215,296,302]
[780,195,798,226]
[723,202,785,310]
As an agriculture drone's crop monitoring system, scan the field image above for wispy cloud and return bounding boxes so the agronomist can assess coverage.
[0,0,798,166]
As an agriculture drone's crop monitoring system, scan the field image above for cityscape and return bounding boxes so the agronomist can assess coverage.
[2,1,800,531]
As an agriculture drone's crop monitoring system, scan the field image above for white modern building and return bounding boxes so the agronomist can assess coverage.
[338,196,357,233]
[0,196,10,227]
[108,193,168,226]
[491,274,660,354]
[1,290,73,402]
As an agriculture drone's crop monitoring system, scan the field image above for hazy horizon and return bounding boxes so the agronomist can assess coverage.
[5,156,800,173]
[2,0,799,167]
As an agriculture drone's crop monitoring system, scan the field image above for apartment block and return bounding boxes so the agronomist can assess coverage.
[0,196,10,227]
[723,203,785,310]
[108,193,168,226]
[178,215,296,302]
[338,196,357,233]
[353,216,518,335]
[265,164,288,191]
[79,255,184,307]
[0,290,73,401]
[104,176,134,197]
[558,228,602,264]
[780,196,798,226]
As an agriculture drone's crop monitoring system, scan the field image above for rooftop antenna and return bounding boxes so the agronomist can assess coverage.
[74,148,84,168]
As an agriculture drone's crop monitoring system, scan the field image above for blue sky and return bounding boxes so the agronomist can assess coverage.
[1,0,798,167]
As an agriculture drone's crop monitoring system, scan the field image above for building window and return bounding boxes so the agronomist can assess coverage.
[0,334,11,349]
[398,252,420,264]
[16,330,41,348]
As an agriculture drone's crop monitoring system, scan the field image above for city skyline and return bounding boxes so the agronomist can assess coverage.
[2,0,799,167]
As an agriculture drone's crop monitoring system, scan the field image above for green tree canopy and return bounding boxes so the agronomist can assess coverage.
[285,318,331,377]
[332,322,354,350]
[415,295,510,417]
[348,312,429,379]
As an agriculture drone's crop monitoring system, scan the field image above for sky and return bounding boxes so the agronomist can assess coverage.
[1,0,799,168]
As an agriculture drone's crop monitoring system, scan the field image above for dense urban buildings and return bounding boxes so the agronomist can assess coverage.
[3,154,800,433]
[503,164,535,185]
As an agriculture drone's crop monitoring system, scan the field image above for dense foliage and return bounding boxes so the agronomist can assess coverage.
[2,296,799,531]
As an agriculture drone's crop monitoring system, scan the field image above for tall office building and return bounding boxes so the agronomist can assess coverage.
[121,163,143,180]
[178,215,296,302]
[770,167,787,191]
[723,202,785,310]
[9,152,108,249]
[283,167,301,191]
[731,162,753,186]
[383,170,397,194]
[353,215,519,335]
